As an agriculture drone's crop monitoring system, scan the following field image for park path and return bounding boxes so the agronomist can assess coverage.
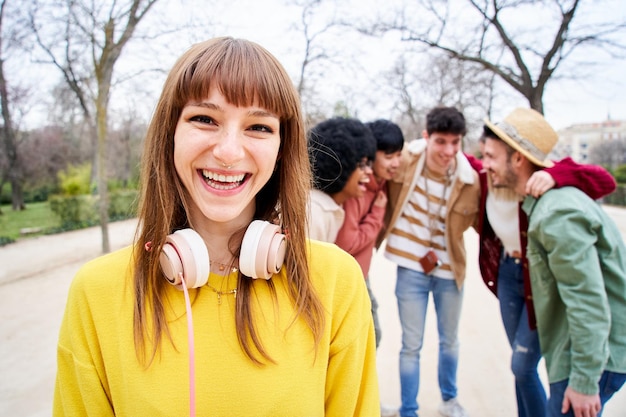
[0,220,138,417]
[1,207,626,416]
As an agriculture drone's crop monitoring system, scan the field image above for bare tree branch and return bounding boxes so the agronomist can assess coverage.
[29,0,162,253]
[368,0,626,114]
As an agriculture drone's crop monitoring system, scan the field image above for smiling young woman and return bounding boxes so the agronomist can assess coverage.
[53,37,380,417]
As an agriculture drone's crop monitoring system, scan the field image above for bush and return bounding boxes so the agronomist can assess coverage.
[58,163,92,196]
[0,183,10,205]
[604,185,626,207]
[48,194,98,230]
[24,184,59,203]
[47,188,138,233]
[107,189,139,221]
[614,165,626,184]
[0,235,15,247]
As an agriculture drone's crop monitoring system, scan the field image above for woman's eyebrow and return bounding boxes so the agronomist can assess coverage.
[189,101,221,111]
[248,109,278,118]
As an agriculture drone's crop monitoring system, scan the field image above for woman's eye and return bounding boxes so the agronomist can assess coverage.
[249,124,274,134]
[189,115,215,124]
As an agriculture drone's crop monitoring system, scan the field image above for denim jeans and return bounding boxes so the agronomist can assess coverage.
[498,254,547,417]
[547,371,626,417]
[395,266,464,417]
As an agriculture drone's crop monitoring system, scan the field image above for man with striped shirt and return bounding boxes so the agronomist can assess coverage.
[381,107,480,417]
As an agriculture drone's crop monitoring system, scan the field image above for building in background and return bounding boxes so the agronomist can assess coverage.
[554,119,626,163]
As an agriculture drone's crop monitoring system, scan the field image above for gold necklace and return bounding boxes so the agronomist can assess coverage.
[206,281,237,305]
[209,260,238,274]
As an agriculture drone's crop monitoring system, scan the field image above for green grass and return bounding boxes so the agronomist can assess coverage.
[0,201,61,241]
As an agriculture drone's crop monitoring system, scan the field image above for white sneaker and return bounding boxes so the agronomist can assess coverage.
[380,404,399,417]
[438,398,469,417]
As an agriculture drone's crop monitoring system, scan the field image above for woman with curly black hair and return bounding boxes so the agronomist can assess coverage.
[307,117,377,242]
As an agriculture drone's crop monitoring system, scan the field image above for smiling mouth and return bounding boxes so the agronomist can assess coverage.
[201,169,246,191]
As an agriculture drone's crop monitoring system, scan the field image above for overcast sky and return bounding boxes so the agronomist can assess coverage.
[238,0,626,131]
[22,0,626,134]
[217,0,626,131]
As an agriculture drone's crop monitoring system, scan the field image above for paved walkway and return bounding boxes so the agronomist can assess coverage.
[1,206,625,416]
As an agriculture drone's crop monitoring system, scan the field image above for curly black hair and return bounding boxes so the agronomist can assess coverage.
[308,117,376,194]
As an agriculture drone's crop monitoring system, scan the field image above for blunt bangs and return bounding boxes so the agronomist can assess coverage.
[174,38,298,122]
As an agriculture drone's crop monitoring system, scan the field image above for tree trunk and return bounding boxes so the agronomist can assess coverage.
[96,94,110,253]
[0,56,25,211]
[528,89,544,115]
[10,176,24,210]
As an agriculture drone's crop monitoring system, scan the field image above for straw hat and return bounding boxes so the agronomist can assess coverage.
[484,108,557,168]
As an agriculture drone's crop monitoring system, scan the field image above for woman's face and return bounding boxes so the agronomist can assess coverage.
[340,158,372,199]
[173,87,281,227]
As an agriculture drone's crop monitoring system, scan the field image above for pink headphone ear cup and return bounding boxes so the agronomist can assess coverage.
[159,229,209,289]
[267,233,287,275]
[239,220,286,279]
[160,243,185,286]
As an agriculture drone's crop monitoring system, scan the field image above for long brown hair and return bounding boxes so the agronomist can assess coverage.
[133,37,324,365]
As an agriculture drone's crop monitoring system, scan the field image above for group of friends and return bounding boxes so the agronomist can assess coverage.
[52,37,625,417]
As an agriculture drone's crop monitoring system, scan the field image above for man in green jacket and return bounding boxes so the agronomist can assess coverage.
[481,107,626,417]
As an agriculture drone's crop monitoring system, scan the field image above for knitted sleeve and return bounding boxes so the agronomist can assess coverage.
[545,157,616,200]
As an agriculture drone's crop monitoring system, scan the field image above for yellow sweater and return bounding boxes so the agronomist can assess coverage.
[53,240,380,416]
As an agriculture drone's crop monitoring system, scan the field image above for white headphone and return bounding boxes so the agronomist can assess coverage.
[158,220,287,289]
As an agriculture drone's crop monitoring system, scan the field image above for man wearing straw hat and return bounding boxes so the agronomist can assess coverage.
[468,116,616,417]
[481,107,626,417]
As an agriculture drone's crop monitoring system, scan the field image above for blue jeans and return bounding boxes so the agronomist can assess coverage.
[548,371,626,417]
[395,266,464,417]
[498,254,547,417]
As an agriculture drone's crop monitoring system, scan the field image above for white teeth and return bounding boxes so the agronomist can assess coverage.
[201,169,245,183]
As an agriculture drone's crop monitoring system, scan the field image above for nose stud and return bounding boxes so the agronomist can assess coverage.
[221,162,234,169]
